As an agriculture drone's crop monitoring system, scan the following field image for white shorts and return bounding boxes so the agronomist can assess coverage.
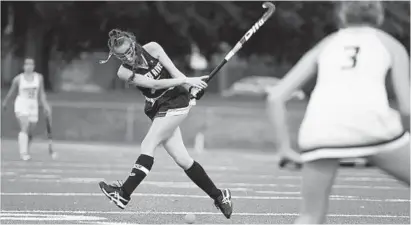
[300,132,409,162]
[14,97,39,123]
[298,107,407,162]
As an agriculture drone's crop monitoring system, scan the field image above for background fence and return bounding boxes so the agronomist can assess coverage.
[1,99,306,151]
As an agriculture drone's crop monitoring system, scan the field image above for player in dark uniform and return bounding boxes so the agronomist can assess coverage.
[98,29,233,219]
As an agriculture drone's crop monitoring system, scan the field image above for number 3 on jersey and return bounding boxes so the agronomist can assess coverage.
[342,46,360,69]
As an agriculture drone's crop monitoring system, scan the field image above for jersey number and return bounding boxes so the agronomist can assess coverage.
[342,46,360,69]
[26,88,37,99]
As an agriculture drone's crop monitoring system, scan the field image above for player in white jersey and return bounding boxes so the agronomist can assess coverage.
[2,58,52,161]
[266,2,409,224]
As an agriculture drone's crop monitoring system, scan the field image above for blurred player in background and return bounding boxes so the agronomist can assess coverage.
[266,1,410,224]
[2,58,54,161]
[98,29,233,219]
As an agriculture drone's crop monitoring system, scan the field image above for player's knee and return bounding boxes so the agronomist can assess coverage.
[20,127,29,133]
[19,123,29,132]
[19,131,28,136]
[174,155,194,170]
[142,130,175,155]
[140,138,162,156]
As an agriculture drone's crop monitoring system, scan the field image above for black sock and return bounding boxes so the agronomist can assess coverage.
[121,154,154,197]
[28,134,33,145]
[185,161,221,200]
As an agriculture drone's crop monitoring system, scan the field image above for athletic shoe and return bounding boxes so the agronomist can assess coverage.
[214,189,233,219]
[50,152,58,160]
[21,154,31,161]
[99,180,130,209]
[49,145,57,160]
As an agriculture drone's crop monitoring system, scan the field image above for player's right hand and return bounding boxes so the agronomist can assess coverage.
[190,87,205,100]
[1,103,7,111]
[185,76,209,89]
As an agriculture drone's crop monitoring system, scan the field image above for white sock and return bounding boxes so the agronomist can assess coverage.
[18,132,29,155]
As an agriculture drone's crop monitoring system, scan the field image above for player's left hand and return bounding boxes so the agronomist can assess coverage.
[277,148,303,167]
[190,87,205,100]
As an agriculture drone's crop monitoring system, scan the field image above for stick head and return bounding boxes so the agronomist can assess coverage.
[262,2,276,20]
[262,2,275,9]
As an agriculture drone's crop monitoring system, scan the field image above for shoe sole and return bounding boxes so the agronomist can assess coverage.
[99,182,126,209]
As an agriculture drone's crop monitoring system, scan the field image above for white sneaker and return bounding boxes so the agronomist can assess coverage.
[21,154,31,161]
[50,152,58,160]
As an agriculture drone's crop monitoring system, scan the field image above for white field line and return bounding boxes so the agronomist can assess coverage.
[0,213,104,221]
[276,175,396,182]
[87,223,281,225]
[2,178,408,190]
[1,161,242,172]
[1,167,398,182]
[89,223,198,225]
[1,192,409,202]
[1,210,409,219]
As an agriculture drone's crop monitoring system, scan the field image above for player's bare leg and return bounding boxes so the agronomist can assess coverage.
[367,138,410,186]
[17,116,31,161]
[163,126,233,219]
[294,159,339,224]
[27,121,36,151]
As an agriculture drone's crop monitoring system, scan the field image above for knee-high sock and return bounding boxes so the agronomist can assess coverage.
[185,161,221,200]
[121,154,154,197]
[18,132,29,155]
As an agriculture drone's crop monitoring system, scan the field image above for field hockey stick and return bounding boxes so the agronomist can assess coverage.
[45,113,54,156]
[190,2,276,103]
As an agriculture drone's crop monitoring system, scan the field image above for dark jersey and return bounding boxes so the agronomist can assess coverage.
[122,47,172,99]
[122,45,190,120]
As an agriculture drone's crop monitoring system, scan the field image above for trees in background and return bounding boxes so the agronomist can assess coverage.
[1,1,409,90]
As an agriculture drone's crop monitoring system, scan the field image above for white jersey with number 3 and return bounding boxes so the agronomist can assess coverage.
[299,27,404,150]
[14,73,41,121]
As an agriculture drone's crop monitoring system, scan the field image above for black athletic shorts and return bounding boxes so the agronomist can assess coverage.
[144,86,190,121]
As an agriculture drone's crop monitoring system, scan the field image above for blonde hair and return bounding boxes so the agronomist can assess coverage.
[100,29,143,65]
[337,1,384,27]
